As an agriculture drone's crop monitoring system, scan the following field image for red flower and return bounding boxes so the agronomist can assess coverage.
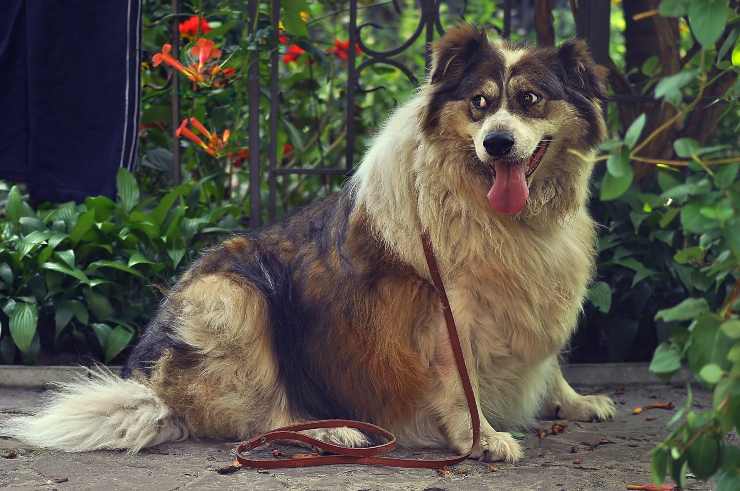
[229,148,250,168]
[283,143,294,156]
[283,44,305,64]
[328,39,361,61]
[279,34,288,45]
[179,16,210,38]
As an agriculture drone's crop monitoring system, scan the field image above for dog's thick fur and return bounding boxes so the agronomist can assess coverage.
[5,26,615,462]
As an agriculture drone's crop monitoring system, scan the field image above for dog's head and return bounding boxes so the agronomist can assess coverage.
[421,25,607,219]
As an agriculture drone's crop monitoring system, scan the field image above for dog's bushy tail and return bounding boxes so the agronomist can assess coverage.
[3,368,188,453]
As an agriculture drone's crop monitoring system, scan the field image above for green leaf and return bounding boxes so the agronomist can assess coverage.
[688,313,732,373]
[9,302,38,354]
[89,322,111,349]
[84,289,114,321]
[674,138,700,158]
[660,207,680,228]
[687,431,720,479]
[587,281,612,313]
[0,263,13,287]
[655,298,709,322]
[116,168,140,213]
[168,248,186,268]
[6,185,33,221]
[727,343,740,363]
[55,249,75,268]
[655,69,699,103]
[150,188,181,227]
[681,203,711,234]
[128,252,154,268]
[689,0,729,49]
[717,27,739,63]
[720,320,740,339]
[606,148,632,177]
[283,0,309,38]
[69,210,95,244]
[714,164,738,189]
[54,299,88,338]
[104,325,134,363]
[699,363,723,384]
[658,0,689,17]
[674,246,703,264]
[612,257,655,286]
[86,260,145,279]
[624,114,646,149]
[651,446,670,484]
[600,166,634,200]
[650,342,682,375]
[41,262,90,284]
[84,195,116,221]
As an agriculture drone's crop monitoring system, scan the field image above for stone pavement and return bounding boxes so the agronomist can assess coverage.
[0,384,714,490]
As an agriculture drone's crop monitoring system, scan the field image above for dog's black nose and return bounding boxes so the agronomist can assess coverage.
[483,131,515,157]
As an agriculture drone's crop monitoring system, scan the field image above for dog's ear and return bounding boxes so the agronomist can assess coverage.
[556,39,607,100]
[429,24,488,88]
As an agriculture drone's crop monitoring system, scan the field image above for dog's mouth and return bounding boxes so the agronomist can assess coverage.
[487,138,551,216]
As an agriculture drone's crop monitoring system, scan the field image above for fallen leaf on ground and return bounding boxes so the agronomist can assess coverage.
[436,466,452,477]
[581,438,614,450]
[488,464,497,472]
[215,459,243,474]
[626,484,676,491]
[632,402,674,415]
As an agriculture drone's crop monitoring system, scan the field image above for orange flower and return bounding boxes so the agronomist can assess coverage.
[283,143,294,156]
[179,16,210,38]
[152,44,203,83]
[176,117,230,158]
[190,38,222,73]
[152,40,235,88]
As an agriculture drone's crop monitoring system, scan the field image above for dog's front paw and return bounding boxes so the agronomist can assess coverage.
[452,430,523,463]
[558,394,616,422]
[302,427,372,449]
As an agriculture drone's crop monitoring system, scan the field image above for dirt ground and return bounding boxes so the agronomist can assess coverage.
[0,384,717,490]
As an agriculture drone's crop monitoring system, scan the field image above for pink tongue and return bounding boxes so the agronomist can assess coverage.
[487,161,529,215]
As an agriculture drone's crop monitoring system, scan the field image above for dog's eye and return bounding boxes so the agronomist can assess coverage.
[471,95,488,110]
[521,92,541,107]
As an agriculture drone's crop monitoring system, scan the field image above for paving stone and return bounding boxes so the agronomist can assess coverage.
[0,384,713,490]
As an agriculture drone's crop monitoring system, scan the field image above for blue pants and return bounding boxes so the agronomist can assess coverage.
[0,0,141,203]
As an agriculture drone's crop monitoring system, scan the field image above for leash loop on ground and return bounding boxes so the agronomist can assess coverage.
[232,233,480,470]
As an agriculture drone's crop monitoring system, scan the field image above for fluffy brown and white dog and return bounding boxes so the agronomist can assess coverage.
[6,25,615,463]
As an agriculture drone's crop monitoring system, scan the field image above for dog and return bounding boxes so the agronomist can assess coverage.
[6,25,615,463]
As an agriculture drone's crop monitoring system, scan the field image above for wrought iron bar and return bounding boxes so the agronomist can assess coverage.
[273,168,349,176]
[503,0,512,38]
[268,0,280,222]
[345,0,359,171]
[170,0,181,183]
[247,0,262,227]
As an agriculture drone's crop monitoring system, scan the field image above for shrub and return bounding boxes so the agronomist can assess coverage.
[0,170,241,364]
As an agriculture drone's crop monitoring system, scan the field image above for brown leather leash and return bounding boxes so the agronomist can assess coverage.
[232,233,480,469]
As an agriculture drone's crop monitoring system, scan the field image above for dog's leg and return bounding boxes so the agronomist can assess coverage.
[541,362,616,421]
[431,333,523,463]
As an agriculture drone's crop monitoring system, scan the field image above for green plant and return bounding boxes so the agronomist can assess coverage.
[0,170,240,364]
[574,0,740,487]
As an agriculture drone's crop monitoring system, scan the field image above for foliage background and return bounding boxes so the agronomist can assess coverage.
[0,0,738,486]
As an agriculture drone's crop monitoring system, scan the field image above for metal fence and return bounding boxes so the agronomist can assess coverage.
[166,0,611,227]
